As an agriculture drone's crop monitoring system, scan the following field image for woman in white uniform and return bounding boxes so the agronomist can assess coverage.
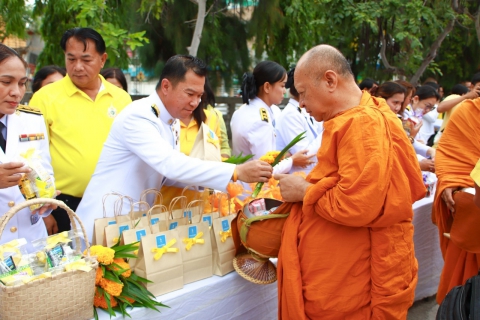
[275,67,323,174]
[0,44,57,252]
[231,61,312,174]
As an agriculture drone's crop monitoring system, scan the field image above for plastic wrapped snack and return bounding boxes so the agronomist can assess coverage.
[17,148,56,211]
[0,239,34,286]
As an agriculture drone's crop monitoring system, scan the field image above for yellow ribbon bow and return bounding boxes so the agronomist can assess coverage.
[183,232,205,251]
[46,231,71,249]
[64,259,92,272]
[219,229,232,243]
[151,239,179,261]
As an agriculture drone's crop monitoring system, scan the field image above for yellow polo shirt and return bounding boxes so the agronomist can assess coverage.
[471,159,480,186]
[29,75,132,197]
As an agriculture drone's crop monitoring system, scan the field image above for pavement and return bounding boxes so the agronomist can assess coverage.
[407,295,439,320]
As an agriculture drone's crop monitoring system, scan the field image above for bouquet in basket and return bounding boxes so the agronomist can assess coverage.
[89,241,167,319]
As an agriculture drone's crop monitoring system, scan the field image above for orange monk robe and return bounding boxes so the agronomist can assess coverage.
[278,92,426,320]
[433,98,480,304]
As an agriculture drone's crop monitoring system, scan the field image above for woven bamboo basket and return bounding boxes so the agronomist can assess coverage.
[0,198,98,320]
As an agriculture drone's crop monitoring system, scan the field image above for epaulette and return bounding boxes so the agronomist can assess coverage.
[16,105,43,116]
[406,105,411,111]
[259,107,269,123]
[151,104,160,118]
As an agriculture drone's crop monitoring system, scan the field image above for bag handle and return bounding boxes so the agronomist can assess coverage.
[146,204,168,233]
[169,196,187,219]
[0,198,91,252]
[181,185,201,201]
[186,200,204,224]
[140,189,163,206]
[102,192,121,218]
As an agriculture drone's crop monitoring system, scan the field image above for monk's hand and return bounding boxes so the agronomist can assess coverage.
[0,162,31,189]
[290,149,315,168]
[419,159,435,173]
[274,173,312,202]
[442,187,456,213]
[236,160,272,183]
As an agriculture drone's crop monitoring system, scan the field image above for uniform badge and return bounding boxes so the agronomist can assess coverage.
[19,133,45,142]
[107,105,117,118]
[151,104,160,118]
[260,108,269,123]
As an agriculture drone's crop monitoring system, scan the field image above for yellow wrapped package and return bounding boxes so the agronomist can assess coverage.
[17,148,56,211]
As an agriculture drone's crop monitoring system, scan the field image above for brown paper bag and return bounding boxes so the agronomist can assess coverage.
[121,224,152,269]
[129,201,150,220]
[177,221,213,284]
[211,214,236,276]
[189,122,222,161]
[104,197,140,247]
[134,230,184,296]
[145,205,169,233]
[94,195,133,246]
[186,200,204,224]
[169,196,187,219]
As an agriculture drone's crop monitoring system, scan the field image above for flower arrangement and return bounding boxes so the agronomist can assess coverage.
[252,131,306,198]
[87,242,167,319]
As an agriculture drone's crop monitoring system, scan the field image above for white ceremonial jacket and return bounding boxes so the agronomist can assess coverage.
[275,99,324,174]
[76,92,236,242]
[230,97,292,174]
[0,107,52,252]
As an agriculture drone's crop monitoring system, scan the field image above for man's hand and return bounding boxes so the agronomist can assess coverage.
[441,187,456,213]
[291,149,315,168]
[32,190,61,215]
[43,215,58,235]
[426,148,436,160]
[419,159,435,172]
[274,173,312,202]
[236,160,272,183]
[0,162,31,189]
[410,120,423,138]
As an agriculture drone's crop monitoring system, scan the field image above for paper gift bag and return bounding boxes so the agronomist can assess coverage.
[93,195,132,245]
[121,224,152,269]
[134,230,183,296]
[129,201,150,220]
[177,221,213,284]
[189,122,222,161]
[145,205,169,233]
[128,189,163,220]
[211,214,236,276]
[104,197,139,247]
[169,196,187,219]
[185,200,204,224]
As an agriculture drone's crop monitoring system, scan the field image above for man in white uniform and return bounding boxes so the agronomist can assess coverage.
[76,55,272,241]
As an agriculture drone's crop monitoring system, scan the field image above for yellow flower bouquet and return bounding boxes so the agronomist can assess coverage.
[88,242,167,319]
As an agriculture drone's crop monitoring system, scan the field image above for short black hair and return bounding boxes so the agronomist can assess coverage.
[32,65,66,93]
[60,27,106,55]
[415,85,440,101]
[100,67,128,92]
[471,72,480,86]
[423,81,440,91]
[285,67,298,98]
[451,84,469,95]
[156,54,207,90]
[359,78,377,90]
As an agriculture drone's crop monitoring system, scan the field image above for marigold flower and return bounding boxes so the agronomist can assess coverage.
[226,183,244,199]
[86,245,115,265]
[112,258,132,278]
[94,288,118,309]
[95,267,103,285]
[99,277,124,297]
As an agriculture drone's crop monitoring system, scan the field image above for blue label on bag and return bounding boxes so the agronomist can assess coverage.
[151,218,159,225]
[203,215,212,227]
[169,222,178,230]
[143,213,147,217]
[136,229,147,241]
[221,219,230,232]
[108,220,117,225]
[183,210,192,220]
[188,226,197,239]
[119,225,129,234]
[156,235,166,248]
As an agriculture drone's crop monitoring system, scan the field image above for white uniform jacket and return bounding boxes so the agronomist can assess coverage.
[76,92,235,241]
[403,105,429,157]
[275,99,324,173]
[230,97,292,174]
[0,106,52,252]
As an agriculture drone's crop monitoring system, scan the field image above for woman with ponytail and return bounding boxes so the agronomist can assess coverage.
[231,61,313,175]
[275,67,323,174]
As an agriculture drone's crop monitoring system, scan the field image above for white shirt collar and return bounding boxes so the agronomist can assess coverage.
[150,91,176,125]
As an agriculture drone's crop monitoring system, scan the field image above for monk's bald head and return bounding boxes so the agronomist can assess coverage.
[297,45,354,81]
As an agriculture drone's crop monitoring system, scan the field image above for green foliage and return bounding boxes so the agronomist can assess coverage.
[0,0,30,41]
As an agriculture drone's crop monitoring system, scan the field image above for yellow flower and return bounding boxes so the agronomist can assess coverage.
[259,151,281,165]
[94,287,118,309]
[112,258,131,278]
[86,245,115,265]
[99,277,124,297]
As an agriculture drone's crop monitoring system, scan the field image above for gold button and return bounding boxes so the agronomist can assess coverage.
[8,201,14,207]
[10,227,17,233]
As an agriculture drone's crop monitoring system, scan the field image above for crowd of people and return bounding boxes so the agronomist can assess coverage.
[1,26,480,319]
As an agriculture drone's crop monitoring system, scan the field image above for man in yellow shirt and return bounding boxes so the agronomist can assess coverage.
[29,27,131,232]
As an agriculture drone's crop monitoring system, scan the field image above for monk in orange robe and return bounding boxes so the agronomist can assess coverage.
[275,45,426,319]
[433,97,480,304]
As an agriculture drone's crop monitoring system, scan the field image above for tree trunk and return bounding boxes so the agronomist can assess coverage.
[188,0,207,57]
[409,18,456,86]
